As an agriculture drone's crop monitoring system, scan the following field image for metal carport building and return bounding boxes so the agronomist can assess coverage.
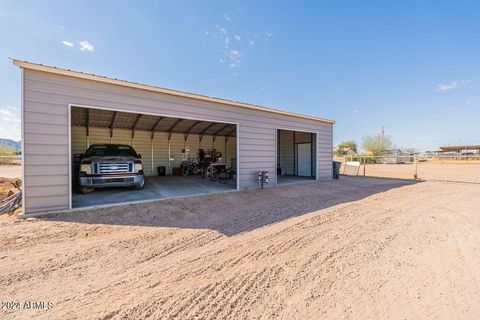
[14,60,335,215]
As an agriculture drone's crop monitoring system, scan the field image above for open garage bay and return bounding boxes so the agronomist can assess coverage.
[71,106,238,209]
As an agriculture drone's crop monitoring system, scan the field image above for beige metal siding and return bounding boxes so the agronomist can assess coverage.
[153,132,169,175]
[71,126,87,154]
[312,133,317,178]
[278,130,294,175]
[225,137,237,168]
[317,125,333,180]
[132,131,153,176]
[295,131,311,143]
[22,69,332,213]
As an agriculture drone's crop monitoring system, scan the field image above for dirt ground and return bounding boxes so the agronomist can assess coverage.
[1,177,480,319]
[0,171,22,219]
[0,165,22,218]
[0,164,21,179]
[343,161,480,183]
[0,177,20,201]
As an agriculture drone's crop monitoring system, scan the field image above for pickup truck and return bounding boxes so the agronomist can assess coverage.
[78,144,145,193]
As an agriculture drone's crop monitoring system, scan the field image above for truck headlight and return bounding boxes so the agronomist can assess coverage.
[80,164,91,174]
[134,163,143,173]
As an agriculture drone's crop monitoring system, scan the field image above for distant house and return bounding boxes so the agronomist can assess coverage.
[378,149,410,164]
[334,146,357,157]
[341,147,357,156]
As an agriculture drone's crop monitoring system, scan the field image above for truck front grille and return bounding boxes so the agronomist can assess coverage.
[92,177,135,184]
[96,162,132,174]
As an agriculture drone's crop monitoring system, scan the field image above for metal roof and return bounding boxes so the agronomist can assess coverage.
[13,59,335,124]
[71,106,236,137]
[440,145,480,152]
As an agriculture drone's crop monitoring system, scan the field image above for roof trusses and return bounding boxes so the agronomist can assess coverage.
[71,106,236,139]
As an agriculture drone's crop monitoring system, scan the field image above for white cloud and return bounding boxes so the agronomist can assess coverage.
[228,50,240,57]
[436,81,459,91]
[227,50,241,68]
[0,109,13,117]
[0,106,20,140]
[436,78,478,91]
[465,100,480,105]
[79,40,95,52]
[62,40,74,47]
[206,15,272,71]
[353,108,359,113]
[262,32,273,42]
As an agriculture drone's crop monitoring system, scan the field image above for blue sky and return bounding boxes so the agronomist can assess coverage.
[1,1,479,151]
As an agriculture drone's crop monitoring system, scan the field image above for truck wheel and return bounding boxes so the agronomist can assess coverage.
[81,186,94,194]
[133,179,145,190]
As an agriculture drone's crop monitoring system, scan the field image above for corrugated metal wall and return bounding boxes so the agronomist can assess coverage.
[71,126,236,176]
[22,69,333,213]
[278,130,294,175]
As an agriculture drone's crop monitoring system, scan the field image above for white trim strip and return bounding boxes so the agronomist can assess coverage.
[21,68,25,213]
[68,104,72,210]
[236,124,240,190]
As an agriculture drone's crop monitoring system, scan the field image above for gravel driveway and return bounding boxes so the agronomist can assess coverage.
[1,177,479,319]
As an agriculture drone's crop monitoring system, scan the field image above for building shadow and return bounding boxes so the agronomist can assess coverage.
[43,176,417,237]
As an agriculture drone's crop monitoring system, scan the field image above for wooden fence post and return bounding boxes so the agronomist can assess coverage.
[363,156,366,176]
[414,155,418,180]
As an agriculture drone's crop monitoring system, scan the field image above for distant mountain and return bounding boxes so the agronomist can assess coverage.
[0,139,21,151]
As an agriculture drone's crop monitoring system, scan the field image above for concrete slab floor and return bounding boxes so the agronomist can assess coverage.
[277,176,315,185]
[72,176,236,208]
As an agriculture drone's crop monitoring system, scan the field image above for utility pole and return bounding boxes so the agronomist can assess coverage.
[381,126,385,149]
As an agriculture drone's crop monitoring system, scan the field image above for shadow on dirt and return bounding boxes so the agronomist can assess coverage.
[42,177,417,236]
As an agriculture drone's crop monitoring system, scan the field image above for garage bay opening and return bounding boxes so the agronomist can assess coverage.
[277,129,317,184]
[71,106,237,208]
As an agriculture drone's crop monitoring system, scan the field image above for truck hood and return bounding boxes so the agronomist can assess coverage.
[82,156,140,162]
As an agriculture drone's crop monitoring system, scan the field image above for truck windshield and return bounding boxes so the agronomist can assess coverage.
[84,145,139,157]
